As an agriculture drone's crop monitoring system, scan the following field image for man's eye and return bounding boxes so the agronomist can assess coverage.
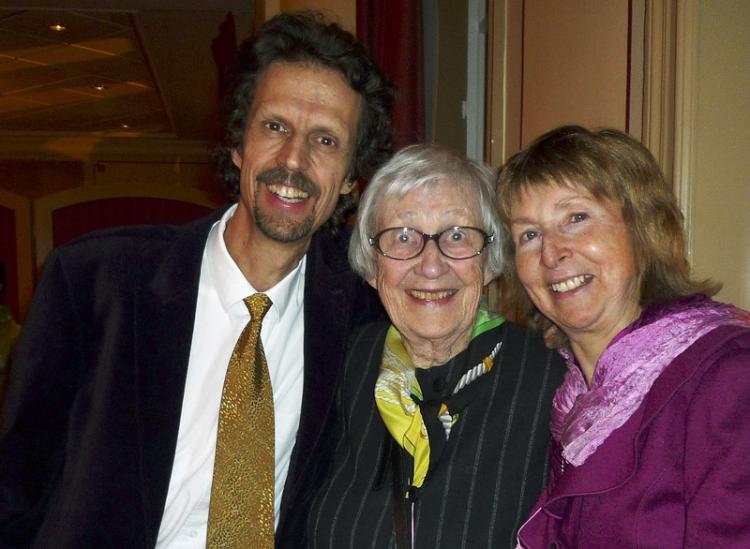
[265,121,284,132]
[318,135,336,147]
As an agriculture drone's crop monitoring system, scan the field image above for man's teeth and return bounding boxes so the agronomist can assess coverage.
[267,183,309,200]
[410,289,454,300]
[550,275,588,293]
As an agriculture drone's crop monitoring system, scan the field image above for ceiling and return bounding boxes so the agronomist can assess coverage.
[0,2,254,140]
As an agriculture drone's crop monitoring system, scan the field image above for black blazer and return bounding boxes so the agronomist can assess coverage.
[0,207,383,548]
[308,320,565,549]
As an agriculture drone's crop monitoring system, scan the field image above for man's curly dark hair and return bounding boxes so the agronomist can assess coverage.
[215,11,395,229]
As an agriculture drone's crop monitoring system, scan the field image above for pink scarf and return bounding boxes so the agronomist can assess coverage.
[551,295,750,466]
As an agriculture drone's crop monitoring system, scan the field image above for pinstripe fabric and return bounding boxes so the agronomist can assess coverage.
[308,321,565,549]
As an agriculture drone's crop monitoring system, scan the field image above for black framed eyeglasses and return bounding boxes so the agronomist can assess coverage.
[368,226,494,260]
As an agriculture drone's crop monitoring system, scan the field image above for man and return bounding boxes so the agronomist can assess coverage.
[0,12,393,548]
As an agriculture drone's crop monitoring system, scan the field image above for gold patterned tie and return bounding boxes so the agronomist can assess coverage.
[207,293,275,548]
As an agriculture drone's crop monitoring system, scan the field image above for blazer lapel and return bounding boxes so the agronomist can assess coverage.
[283,231,355,503]
[132,210,223,543]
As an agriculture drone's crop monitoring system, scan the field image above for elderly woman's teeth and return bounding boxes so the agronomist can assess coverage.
[551,275,588,293]
[409,289,455,301]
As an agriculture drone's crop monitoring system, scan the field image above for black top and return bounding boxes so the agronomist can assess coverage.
[307,320,565,549]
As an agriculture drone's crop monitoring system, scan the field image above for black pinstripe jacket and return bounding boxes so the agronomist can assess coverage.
[307,320,565,549]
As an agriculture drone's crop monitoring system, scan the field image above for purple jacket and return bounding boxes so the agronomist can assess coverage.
[517,324,750,548]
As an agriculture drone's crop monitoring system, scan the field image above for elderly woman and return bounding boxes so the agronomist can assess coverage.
[496,126,750,548]
[306,144,564,548]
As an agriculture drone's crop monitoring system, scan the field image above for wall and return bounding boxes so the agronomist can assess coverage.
[0,135,224,319]
[520,0,629,148]
[430,0,469,153]
[258,0,354,31]
[688,1,750,309]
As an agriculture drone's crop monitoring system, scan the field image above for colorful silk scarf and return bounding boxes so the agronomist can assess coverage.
[375,305,504,488]
[551,294,750,467]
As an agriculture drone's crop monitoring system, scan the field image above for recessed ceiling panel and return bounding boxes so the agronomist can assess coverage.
[0,8,171,135]
[0,27,57,56]
[0,57,73,95]
[0,10,128,44]
[0,94,49,116]
[0,6,249,138]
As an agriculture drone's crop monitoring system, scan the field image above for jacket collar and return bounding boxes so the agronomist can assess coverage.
[544,324,745,505]
[282,227,358,504]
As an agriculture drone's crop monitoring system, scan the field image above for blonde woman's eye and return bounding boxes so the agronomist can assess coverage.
[521,230,539,242]
[571,212,588,223]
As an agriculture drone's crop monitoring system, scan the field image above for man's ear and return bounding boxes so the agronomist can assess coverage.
[231,148,242,169]
[340,179,356,195]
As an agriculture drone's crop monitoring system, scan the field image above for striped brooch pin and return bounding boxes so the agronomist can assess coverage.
[438,341,503,439]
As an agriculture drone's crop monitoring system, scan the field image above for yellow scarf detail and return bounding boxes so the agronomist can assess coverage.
[375,327,431,487]
[375,305,503,489]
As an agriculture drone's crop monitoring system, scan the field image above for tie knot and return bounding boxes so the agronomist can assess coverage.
[244,293,272,323]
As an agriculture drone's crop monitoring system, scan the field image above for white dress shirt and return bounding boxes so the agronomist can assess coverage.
[156,205,305,548]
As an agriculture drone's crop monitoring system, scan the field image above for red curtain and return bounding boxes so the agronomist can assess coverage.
[0,205,19,320]
[52,197,212,248]
[357,0,425,150]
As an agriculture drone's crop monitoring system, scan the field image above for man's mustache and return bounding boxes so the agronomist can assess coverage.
[256,167,319,198]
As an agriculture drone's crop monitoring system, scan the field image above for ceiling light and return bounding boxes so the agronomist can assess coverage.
[49,23,67,32]
[91,84,107,91]
[119,123,130,129]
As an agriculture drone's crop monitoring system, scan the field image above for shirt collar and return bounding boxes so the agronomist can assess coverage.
[206,204,306,321]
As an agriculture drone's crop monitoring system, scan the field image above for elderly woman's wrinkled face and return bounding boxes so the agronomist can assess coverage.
[369,181,488,359]
[510,183,641,348]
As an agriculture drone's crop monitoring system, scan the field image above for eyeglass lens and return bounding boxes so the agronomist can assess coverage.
[375,227,486,260]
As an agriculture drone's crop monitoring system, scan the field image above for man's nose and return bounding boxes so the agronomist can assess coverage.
[276,135,309,172]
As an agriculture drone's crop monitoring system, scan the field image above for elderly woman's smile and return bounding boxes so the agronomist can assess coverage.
[406,288,457,301]
[368,182,488,367]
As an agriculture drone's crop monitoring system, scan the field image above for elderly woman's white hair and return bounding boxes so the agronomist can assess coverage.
[349,143,504,281]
